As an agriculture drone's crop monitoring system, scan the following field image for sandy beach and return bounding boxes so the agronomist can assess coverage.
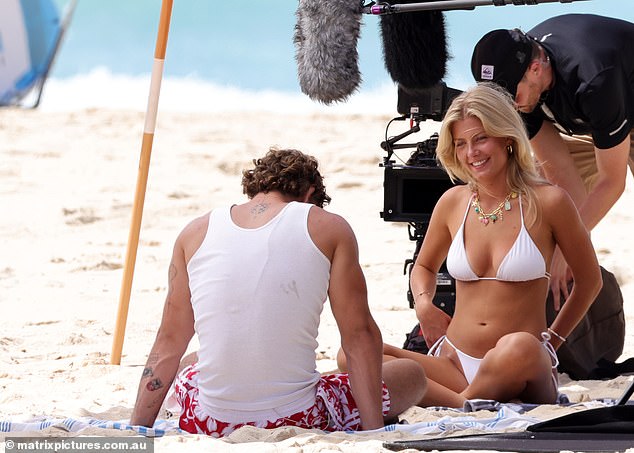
[1,107,633,452]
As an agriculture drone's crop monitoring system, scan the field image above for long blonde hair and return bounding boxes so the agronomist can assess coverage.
[436,82,546,226]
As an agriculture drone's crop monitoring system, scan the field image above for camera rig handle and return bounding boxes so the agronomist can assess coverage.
[381,119,421,162]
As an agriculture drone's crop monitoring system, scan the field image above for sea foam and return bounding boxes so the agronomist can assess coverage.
[40,67,398,115]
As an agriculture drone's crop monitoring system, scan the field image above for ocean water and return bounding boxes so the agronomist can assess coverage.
[41,0,634,114]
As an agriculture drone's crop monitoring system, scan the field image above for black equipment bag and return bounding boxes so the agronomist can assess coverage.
[546,266,632,380]
[528,404,634,434]
[402,323,429,354]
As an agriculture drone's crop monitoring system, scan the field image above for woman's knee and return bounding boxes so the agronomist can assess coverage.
[336,348,348,372]
[488,332,544,365]
[382,359,427,413]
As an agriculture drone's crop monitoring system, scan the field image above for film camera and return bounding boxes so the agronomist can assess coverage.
[380,82,462,316]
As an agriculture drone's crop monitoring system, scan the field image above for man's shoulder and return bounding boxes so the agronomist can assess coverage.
[530,14,624,33]
[306,205,357,255]
[307,205,351,231]
[182,211,211,233]
[530,14,634,53]
[304,206,357,262]
[177,211,212,252]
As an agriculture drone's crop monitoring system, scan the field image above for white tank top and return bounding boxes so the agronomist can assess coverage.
[187,201,331,423]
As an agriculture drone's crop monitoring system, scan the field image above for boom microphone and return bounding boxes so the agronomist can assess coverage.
[294,0,362,104]
[380,0,448,91]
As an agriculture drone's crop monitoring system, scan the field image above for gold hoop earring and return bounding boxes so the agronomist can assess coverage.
[506,145,514,155]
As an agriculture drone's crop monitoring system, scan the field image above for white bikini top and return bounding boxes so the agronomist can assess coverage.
[446,194,551,282]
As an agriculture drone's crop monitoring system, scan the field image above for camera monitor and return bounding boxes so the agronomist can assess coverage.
[397,83,462,121]
[382,165,454,223]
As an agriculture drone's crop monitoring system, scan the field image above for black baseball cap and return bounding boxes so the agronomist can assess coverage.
[471,28,534,97]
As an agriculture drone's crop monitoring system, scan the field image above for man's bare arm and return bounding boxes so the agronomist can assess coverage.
[130,236,195,427]
[531,122,588,207]
[530,123,627,301]
[577,137,630,231]
[325,213,384,430]
[531,122,629,231]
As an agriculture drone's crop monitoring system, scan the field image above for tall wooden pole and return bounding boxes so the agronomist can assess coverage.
[111,0,174,365]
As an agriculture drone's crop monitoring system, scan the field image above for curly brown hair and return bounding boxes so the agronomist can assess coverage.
[241,147,331,208]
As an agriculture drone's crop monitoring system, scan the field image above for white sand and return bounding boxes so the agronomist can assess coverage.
[1,108,633,451]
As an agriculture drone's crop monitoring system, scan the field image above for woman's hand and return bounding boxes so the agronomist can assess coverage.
[417,300,451,348]
[549,247,573,311]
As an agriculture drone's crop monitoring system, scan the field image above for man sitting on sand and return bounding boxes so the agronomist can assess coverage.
[130,147,427,437]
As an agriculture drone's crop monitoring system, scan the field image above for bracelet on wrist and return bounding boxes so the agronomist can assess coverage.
[548,327,566,343]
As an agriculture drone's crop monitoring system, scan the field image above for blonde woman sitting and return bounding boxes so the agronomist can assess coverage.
[339,83,602,407]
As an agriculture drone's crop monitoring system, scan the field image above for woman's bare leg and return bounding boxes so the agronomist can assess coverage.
[381,358,428,420]
[462,332,557,403]
[338,344,468,408]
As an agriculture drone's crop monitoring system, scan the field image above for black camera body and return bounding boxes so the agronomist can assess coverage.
[381,162,450,224]
[380,82,461,314]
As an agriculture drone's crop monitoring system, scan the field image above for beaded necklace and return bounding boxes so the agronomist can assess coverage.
[471,191,517,225]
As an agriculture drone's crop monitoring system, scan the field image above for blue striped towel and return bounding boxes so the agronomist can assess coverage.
[0,417,179,437]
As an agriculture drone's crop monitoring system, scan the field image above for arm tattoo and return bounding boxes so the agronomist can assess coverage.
[166,262,177,301]
[146,378,164,391]
[142,353,159,379]
[168,262,177,284]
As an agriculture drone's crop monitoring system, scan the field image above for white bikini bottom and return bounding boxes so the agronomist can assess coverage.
[427,332,559,388]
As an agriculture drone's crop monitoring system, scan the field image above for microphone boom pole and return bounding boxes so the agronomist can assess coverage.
[365,0,591,14]
[110,0,174,365]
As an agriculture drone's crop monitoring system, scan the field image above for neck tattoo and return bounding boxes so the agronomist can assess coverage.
[250,201,270,216]
[471,191,517,226]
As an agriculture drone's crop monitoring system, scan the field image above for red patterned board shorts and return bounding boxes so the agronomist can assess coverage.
[173,364,391,438]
